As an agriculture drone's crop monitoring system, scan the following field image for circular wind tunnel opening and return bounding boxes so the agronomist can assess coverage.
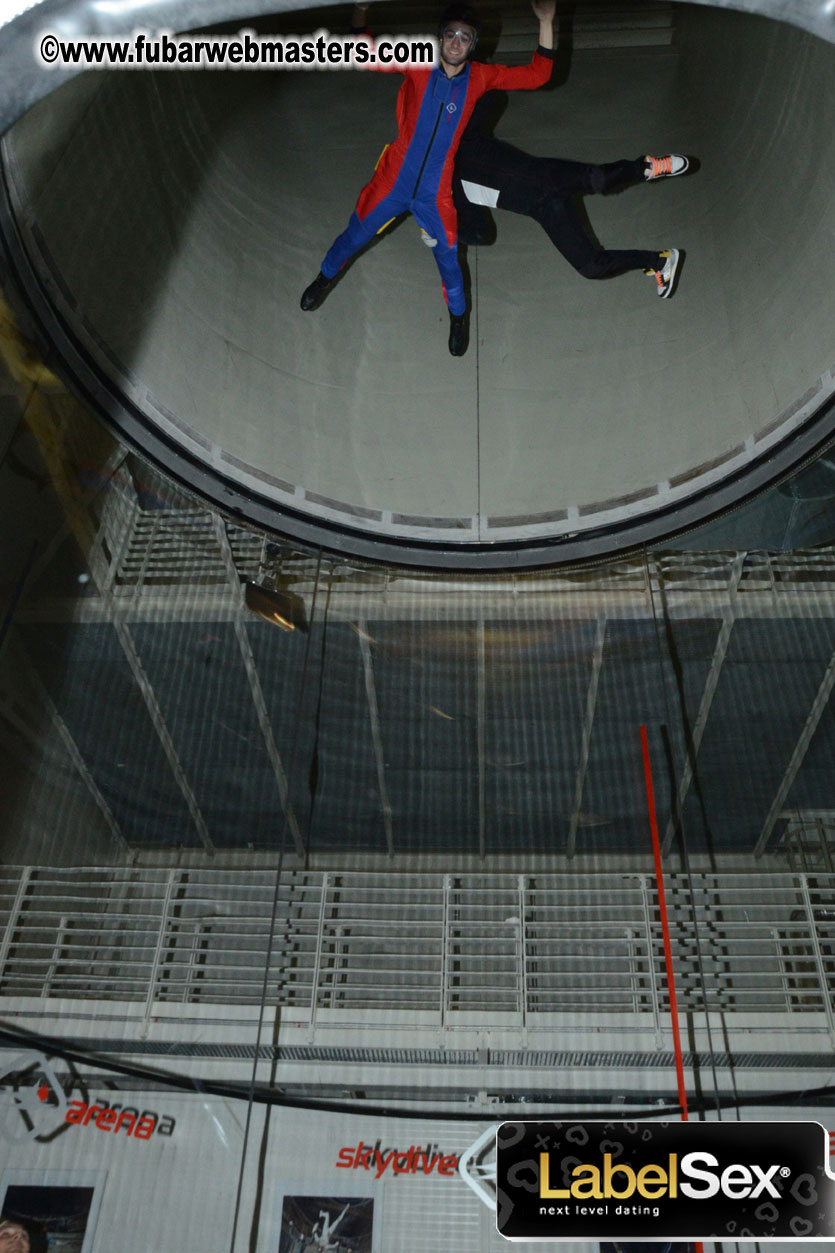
[1,0,835,568]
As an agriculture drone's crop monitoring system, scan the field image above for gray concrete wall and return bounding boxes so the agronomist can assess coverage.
[3,3,834,549]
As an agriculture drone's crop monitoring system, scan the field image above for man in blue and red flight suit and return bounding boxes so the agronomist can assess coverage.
[300,0,556,357]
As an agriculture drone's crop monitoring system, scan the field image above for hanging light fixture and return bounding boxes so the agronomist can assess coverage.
[244,540,309,632]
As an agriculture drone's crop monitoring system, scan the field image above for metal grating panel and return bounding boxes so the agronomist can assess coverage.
[0,868,833,1022]
[33,1041,835,1069]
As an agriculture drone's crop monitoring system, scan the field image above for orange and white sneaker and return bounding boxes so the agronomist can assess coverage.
[646,249,681,298]
[644,154,689,180]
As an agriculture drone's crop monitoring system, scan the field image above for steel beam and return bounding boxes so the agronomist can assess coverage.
[755,650,835,856]
[566,617,607,858]
[113,619,215,855]
[19,542,835,628]
[477,620,486,861]
[660,596,739,854]
[15,644,131,855]
[213,517,305,858]
[357,618,394,858]
[0,865,31,983]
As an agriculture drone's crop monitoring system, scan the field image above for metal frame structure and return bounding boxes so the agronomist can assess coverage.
[8,471,835,861]
[0,867,832,1037]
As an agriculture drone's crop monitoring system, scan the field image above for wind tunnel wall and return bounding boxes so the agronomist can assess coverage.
[1,2,835,565]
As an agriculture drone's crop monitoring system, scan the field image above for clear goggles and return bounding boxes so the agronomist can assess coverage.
[441,25,475,45]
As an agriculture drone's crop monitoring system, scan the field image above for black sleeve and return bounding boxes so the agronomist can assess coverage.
[456,131,548,198]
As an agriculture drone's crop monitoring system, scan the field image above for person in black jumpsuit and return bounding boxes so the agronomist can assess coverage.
[453,92,689,295]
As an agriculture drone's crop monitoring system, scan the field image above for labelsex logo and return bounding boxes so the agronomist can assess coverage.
[540,1151,784,1201]
[497,1120,835,1242]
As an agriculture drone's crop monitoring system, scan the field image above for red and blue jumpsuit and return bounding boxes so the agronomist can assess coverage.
[320,49,554,316]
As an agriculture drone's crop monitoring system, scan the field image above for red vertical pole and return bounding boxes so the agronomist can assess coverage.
[640,725,704,1253]
[640,725,689,1119]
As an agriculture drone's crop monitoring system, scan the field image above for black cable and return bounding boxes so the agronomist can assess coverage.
[303,564,334,864]
[1,1021,833,1123]
[229,550,323,1253]
[642,546,724,1118]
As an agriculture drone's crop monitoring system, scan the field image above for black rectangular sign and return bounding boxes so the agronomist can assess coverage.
[496,1121,835,1241]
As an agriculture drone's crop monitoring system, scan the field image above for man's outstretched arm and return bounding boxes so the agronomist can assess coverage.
[533,0,556,51]
[484,0,556,91]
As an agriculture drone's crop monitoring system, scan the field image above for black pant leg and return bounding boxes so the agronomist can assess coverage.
[525,155,643,198]
[455,137,657,277]
[501,187,660,279]
[589,156,646,194]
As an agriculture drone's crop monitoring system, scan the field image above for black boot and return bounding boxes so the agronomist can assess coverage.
[300,271,335,311]
[448,311,469,357]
